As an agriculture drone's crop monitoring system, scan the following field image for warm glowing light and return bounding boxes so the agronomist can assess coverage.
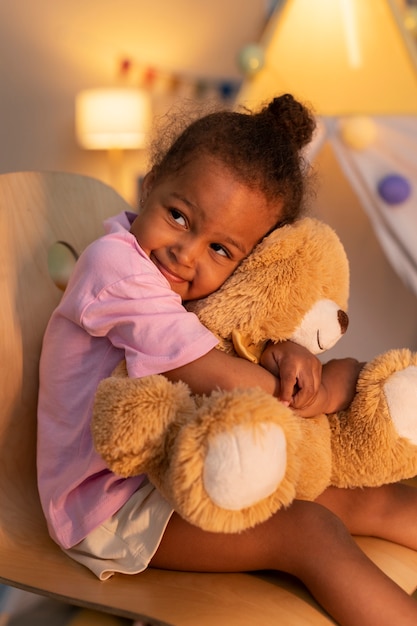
[75,88,151,150]
[237,0,417,116]
[340,0,361,68]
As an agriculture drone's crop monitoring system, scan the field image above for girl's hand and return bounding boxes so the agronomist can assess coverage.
[320,358,365,414]
[260,341,322,410]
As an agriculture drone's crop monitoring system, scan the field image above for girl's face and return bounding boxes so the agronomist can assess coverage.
[130,155,281,301]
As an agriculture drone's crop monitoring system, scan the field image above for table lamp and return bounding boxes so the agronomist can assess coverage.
[75,87,151,194]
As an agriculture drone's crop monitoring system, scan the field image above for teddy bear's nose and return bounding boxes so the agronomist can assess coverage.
[338,310,349,335]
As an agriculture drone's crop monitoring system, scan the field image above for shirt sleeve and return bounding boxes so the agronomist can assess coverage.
[80,269,218,377]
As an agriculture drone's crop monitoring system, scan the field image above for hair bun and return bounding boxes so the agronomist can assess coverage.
[264,94,316,150]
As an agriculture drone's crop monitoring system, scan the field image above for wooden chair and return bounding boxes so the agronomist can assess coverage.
[1,170,417,626]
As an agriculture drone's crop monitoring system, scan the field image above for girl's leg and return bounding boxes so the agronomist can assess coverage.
[316,482,417,550]
[150,498,417,626]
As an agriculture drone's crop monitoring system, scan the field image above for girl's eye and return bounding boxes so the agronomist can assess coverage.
[210,243,229,257]
[170,209,187,227]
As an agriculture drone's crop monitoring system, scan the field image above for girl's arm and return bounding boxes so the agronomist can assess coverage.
[163,347,281,398]
[164,341,363,419]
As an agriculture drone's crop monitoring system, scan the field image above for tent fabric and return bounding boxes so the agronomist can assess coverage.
[309,116,417,297]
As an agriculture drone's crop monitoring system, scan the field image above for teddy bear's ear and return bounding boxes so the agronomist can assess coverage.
[232,330,266,364]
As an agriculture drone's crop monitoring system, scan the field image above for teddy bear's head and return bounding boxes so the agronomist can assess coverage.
[186,217,349,362]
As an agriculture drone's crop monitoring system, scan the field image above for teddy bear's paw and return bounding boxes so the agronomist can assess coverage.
[92,373,195,476]
[203,422,287,510]
[385,363,417,445]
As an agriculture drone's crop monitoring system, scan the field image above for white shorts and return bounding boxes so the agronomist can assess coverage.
[63,481,174,580]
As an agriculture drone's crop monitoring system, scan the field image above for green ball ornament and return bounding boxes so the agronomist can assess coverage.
[237,44,265,76]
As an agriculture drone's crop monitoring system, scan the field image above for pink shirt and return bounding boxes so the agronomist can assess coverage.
[37,211,218,549]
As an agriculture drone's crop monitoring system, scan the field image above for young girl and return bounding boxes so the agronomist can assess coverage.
[37,94,417,625]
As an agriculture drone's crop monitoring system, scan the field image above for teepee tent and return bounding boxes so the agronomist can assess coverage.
[237,0,417,296]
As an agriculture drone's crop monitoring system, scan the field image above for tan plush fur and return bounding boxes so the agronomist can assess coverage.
[329,348,417,487]
[92,218,417,533]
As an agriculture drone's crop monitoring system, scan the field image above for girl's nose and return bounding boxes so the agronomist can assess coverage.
[170,236,201,266]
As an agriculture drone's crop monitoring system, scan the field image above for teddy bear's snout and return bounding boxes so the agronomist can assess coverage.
[338,310,349,335]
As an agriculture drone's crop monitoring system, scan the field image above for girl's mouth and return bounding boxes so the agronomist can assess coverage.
[151,254,187,284]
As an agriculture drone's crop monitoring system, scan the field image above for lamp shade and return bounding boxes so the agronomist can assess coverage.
[237,0,417,116]
[75,88,151,149]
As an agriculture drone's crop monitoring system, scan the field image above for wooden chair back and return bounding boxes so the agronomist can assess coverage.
[1,171,417,626]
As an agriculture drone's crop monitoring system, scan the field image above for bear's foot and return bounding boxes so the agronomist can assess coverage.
[357,348,417,446]
[385,363,417,445]
[166,387,304,533]
[330,348,417,488]
[203,422,287,510]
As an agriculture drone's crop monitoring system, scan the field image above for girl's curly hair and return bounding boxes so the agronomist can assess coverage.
[149,94,317,227]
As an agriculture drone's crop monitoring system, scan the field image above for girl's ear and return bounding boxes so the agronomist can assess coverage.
[140,169,156,207]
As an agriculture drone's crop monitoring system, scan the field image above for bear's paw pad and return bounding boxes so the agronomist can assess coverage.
[203,423,286,510]
[385,365,417,445]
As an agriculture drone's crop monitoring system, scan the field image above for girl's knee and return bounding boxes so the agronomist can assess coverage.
[290,499,349,534]
[269,500,354,575]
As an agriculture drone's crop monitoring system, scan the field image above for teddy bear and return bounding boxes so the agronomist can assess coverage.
[91,217,417,533]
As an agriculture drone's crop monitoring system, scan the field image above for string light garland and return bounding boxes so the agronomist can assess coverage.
[117,57,242,102]
[115,1,282,102]
[116,1,417,104]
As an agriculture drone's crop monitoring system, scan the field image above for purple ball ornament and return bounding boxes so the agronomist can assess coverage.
[237,44,265,76]
[377,174,412,206]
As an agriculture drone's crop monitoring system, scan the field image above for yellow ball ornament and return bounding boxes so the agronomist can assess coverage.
[339,116,377,151]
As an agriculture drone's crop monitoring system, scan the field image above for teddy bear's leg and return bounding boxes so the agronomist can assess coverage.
[164,387,314,533]
[330,348,417,488]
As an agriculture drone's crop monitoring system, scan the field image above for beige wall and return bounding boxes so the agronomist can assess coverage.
[0,0,267,203]
[1,0,417,361]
